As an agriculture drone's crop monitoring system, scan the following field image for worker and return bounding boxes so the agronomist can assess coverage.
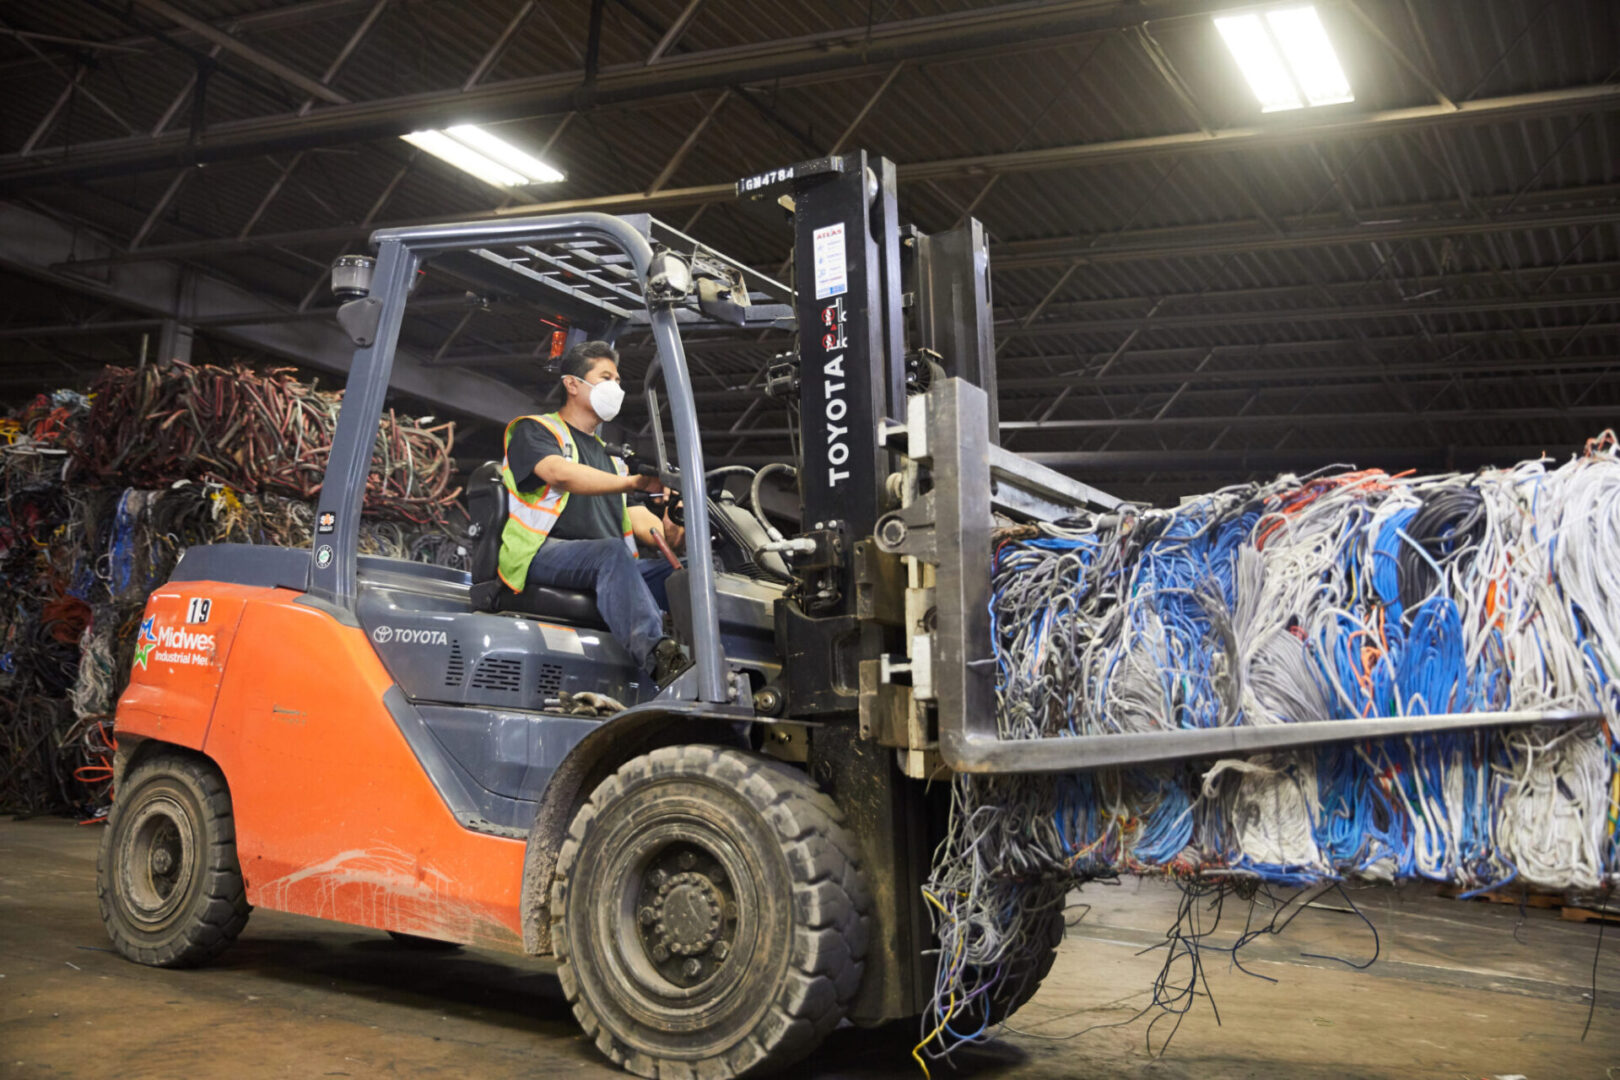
[498,340,691,687]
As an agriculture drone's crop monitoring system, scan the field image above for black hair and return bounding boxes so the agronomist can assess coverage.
[560,340,618,381]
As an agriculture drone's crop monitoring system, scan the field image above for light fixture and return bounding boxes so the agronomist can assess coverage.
[401,125,565,188]
[1215,5,1353,112]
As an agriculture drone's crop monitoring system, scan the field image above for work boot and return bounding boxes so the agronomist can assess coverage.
[649,636,693,688]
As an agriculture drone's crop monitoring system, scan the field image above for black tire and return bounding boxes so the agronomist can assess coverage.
[552,745,871,1079]
[387,931,462,951]
[96,752,250,968]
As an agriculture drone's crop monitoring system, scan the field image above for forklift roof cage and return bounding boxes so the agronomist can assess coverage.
[307,212,744,705]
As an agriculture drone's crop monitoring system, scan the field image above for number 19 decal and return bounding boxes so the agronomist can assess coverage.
[186,598,212,624]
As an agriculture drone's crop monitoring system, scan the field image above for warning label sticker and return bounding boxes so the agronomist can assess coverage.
[541,624,585,656]
[812,222,848,300]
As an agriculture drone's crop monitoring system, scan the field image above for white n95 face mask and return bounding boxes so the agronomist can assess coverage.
[588,378,625,423]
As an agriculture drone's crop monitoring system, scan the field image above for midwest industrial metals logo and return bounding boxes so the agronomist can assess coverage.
[133,617,217,670]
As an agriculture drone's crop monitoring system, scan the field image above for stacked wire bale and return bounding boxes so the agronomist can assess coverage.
[71,360,460,522]
[920,434,1620,1063]
[1,364,469,818]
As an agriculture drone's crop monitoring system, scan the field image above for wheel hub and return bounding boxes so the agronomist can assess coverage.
[119,795,194,926]
[636,845,737,987]
[653,873,722,955]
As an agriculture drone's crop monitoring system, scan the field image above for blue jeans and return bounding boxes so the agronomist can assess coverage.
[525,539,673,669]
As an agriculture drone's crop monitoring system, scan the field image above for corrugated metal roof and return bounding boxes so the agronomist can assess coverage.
[1,0,1617,501]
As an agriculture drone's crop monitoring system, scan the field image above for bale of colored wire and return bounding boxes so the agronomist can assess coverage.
[923,434,1620,1062]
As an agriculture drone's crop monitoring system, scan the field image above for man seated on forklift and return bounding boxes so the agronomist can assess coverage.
[498,340,692,688]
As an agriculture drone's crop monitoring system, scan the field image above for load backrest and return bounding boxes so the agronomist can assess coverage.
[466,461,506,590]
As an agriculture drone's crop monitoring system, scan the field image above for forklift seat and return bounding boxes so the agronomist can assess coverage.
[465,462,610,630]
[489,581,608,630]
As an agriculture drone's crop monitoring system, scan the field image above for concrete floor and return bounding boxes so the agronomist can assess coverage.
[2,817,1616,1079]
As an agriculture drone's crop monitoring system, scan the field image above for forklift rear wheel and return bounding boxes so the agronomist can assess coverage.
[97,752,250,968]
[552,745,871,1079]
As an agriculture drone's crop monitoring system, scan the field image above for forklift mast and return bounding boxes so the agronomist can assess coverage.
[737,151,1009,1020]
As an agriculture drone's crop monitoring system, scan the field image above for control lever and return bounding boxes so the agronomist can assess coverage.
[649,528,683,571]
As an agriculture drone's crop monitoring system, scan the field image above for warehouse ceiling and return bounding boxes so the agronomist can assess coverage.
[0,0,1616,504]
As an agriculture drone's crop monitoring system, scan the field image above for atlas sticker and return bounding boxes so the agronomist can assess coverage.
[317,511,336,534]
[315,544,333,569]
[812,222,847,300]
[371,625,448,646]
[134,616,216,670]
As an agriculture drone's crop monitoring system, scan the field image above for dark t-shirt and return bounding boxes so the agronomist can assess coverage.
[506,419,625,542]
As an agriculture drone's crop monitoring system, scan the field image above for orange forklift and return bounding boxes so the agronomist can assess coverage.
[99,153,1507,1076]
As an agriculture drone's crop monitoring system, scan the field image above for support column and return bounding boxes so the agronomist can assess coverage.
[157,318,194,363]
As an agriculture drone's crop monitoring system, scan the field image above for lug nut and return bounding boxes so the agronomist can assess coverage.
[638,907,656,926]
[677,852,697,870]
[682,959,702,979]
[648,869,667,888]
[712,941,730,961]
[652,944,670,962]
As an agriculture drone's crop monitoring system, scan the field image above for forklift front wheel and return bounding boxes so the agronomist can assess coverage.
[552,746,871,1079]
[96,752,250,968]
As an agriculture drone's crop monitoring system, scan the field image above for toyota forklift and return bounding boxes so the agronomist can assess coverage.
[98,152,1521,1077]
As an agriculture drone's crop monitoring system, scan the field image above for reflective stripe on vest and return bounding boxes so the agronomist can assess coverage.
[497,412,637,592]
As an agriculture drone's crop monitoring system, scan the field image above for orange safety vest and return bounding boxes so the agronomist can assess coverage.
[497,412,635,592]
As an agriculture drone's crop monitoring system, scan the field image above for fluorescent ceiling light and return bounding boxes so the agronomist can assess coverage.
[1216,5,1353,112]
[401,125,565,188]
[1265,6,1353,106]
[445,125,566,184]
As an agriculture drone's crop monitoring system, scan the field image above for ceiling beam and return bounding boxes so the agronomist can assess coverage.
[689,400,1618,442]
[992,260,1620,317]
[47,179,1620,275]
[461,319,1620,373]
[0,0,378,79]
[990,201,1620,272]
[996,291,1619,339]
[0,0,1219,190]
[48,184,737,269]
[591,352,1620,406]
[0,201,539,424]
[126,0,350,105]
[895,84,1620,182]
[12,7,1616,197]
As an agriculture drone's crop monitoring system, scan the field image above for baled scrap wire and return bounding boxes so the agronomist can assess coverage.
[2,372,471,818]
[922,436,1620,1066]
[72,360,460,524]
